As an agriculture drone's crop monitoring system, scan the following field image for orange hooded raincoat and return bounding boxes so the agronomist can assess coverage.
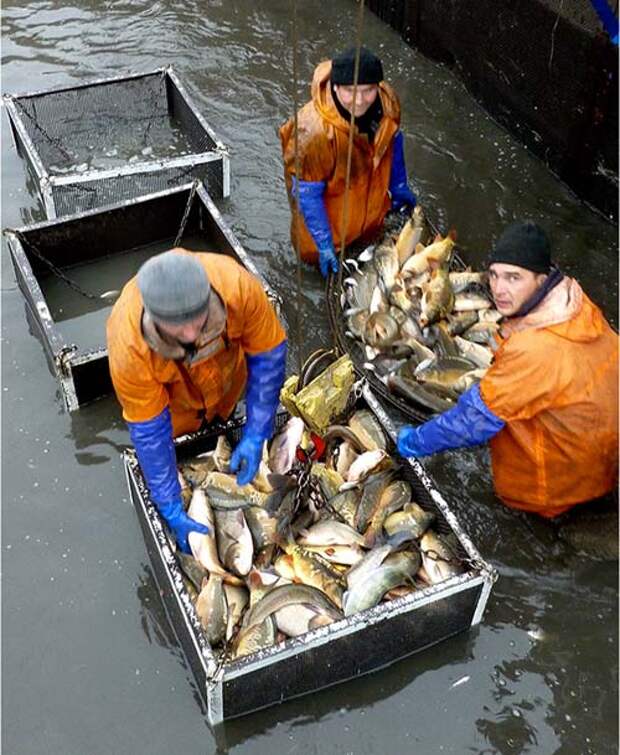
[279,60,401,264]
[106,251,286,438]
[480,277,618,518]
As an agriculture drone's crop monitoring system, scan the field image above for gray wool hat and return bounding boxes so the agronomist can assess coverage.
[137,251,211,324]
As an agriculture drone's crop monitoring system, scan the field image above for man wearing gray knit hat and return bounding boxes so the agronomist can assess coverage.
[107,248,287,553]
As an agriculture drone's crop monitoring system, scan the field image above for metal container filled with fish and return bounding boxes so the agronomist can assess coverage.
[326,207,501,423]
[4,181,282,412]
[122,381,495,725]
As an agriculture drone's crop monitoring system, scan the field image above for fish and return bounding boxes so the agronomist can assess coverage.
[176,551,210,592]
[195,575,228,647]
[387,374,457,413]
[346,308,370,339]
[242,583,342,632]
[342,563,414,617]
[213,507,254,577]
[345,542,393,590]
[323,425,367,454]
[453,336,493,369]
[187,489,230,577]
[453,292,492,312]
[298,519,366,547]
[400,232,456,277]
[232,614,276,658]
[348,410,387,451]
[389,282,418,315]
[280,541,346,608]
[462,320,500,346]
[180,456,217,488]
[395,205,425,265]
[346,449,391,483]
[364,312,399,348]
[311,463,345,501]
[363,480,413,548]
[223,583,250,641]
[268,416,305,474]
[448,271,487,293]
[382,549,422,576]
[419,267,455,327]
[415,356,478,388]
[383,500,436,539]
[334,441,360,480]
[302,543,365,566]
[420,530,464,583]
[373,241,400,290]
[446,311,479,336]
[327,488,360,529]
[451,368,487,393]
[213,435,232,473]
[244,505,278,550]
[204,471,283,510]
[354,469,396,533]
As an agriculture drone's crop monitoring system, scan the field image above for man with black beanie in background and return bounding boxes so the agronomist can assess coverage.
[397,221,618,524]
[280,46,416,277]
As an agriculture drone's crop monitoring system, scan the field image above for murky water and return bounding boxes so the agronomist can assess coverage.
[2,2,617,754]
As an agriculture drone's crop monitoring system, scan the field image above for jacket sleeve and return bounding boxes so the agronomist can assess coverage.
[127,407,181,509]
[397,383,505,457]
[291,176,334,252]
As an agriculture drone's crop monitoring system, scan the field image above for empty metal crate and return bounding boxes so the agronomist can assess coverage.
[4,182,281,412]
[3,66,230,218]
[122,383,496,725]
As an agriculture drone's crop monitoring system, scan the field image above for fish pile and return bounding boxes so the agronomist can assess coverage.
[340,207,502,413]
[173,406,464,660]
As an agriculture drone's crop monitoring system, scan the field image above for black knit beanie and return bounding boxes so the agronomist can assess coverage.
[488,221,552,274]
[331,46,384,85]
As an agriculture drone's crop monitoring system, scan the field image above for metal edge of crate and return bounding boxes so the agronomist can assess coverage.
[3,229,77,400]
[123,451,220,678]
[195,183,283,314]
[2,66,169,101]
[361,381,497,621]
[122,397,493,724]
[165,67,230,157]
[47,151,225,187]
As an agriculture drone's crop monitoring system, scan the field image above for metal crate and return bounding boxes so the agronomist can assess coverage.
[3,66,230,218]
[4,182,282,412]
[122,383,495,726]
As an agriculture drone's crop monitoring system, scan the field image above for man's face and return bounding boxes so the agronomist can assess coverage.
[333,83,379,118]
[488,263,547,317]
[156,311,209,344]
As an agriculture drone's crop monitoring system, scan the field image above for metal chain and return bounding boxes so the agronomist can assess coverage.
[172,179,199,247]
[14,99,73,162]
[9,230,107,301]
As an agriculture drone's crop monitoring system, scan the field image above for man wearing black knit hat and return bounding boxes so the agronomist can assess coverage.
[280,46,416,277]
[398,221,618,524]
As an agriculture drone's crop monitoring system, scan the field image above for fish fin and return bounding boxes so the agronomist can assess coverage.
[448,228,457,241]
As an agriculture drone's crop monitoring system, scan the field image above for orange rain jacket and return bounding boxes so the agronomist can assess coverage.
[107,251,286,438]
[279,60,401,264]
[480,277,618,518]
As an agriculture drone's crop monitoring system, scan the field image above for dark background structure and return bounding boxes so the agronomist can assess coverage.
[367,0,619,221]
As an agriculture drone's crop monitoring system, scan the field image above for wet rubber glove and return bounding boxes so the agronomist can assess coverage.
[128,407,209,553]
[230,340,288,486]
[389,130,417,211]
[397,384,505,458]
[292,177,339,277]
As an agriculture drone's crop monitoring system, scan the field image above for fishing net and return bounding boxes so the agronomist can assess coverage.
[5,68,227,217]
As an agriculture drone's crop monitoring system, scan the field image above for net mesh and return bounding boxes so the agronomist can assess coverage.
[9,70,225,215]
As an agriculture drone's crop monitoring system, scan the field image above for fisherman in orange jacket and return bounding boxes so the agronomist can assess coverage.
[107,249,287,552]
[398,222,618,520]
[280,46,416,277]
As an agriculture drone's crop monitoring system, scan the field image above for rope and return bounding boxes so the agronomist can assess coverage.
[290,0,304,377]
[336,0,367,294]
[172,179,199,247]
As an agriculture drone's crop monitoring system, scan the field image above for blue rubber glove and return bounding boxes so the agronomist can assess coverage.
[397,384,505,458]
[590,0,619,45]
[128,407,210,553]
[292,177,339,277]
[230,340,288,485]
[389,130,417,211]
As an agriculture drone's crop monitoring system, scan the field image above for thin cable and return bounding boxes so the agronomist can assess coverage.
[336,0,366,294]
[291,0,304,376]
